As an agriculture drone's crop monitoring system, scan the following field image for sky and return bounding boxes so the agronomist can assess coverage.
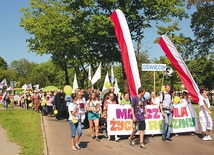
[0,1,196,65]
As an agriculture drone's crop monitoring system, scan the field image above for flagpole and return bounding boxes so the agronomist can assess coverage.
[154,71,156,98]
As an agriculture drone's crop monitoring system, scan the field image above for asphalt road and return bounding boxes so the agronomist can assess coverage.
[42,116,214,155]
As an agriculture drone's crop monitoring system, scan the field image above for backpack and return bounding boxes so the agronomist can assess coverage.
[159,92,172,112]
[161,92,172,103]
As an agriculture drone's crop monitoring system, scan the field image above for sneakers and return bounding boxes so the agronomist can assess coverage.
[139,143,146,149]
[129,137,135,146]
[115,136,120,142]
[207,135,212,141]
[202,135,210,141]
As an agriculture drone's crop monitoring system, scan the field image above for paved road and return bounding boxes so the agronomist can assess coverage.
[43,115,214,155]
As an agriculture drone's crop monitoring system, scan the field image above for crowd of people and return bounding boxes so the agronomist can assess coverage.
[0,84,213,151]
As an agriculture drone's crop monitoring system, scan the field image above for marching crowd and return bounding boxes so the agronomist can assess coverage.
[0,84,213,151]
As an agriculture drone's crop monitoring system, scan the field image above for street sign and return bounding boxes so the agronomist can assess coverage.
[142,64,166,71]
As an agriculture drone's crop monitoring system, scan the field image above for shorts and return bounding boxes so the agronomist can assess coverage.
[88,112,100,120]
[69,119,82,138]
[133,121,146,131]
[199,116,213,132]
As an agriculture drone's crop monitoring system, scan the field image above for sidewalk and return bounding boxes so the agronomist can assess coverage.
[0,125,20,155]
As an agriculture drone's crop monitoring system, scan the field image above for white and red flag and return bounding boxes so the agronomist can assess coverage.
[110,9,141,98]
[0,78,7,88]
[159,35,202,102]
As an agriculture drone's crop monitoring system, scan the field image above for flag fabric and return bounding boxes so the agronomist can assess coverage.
[22,84,27,90]
[102,72,110,92]
[88,65,92,81]
[72,73,79,94]
[6,87,13,91]
[0,78,7,88]
[159,35,202,102]
[110,9,141,98]
[111,66,115,84]
[33,84,40,90]
[114,78,120,103]
[27,83,32,89]
[114,78,120,95]
[91,63,101,85]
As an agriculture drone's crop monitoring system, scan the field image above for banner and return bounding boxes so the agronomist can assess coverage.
[110,9,141,98]
[107,104,198,135]
[159,35,202,102]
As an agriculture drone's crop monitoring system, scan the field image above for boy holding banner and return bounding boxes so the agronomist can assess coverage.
[129,87,148,149]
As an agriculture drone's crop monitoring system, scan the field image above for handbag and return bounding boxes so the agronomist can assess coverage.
[101,110,107,119]
[71,116,78,124]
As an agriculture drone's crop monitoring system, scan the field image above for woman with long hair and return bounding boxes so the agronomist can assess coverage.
[86,92,101,141]
[68,94,82,151]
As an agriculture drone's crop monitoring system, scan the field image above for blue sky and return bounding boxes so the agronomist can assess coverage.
[0,1,196,65]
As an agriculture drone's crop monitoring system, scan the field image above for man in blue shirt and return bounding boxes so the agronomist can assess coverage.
[159,84,173,141]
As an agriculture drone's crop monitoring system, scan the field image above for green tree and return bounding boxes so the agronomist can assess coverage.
[187,56,214,91]
[190,1,214,56]
[0,57,8,70]
[20,0,189,89]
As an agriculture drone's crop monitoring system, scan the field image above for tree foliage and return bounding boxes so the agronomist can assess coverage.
[0,57,8,70]
[190,0,214,56]
[20,0,189,88]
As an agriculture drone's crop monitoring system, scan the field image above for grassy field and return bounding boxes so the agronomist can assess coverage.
[0,105,44,155]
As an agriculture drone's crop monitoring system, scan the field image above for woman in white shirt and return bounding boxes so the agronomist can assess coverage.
[68,94,82,151]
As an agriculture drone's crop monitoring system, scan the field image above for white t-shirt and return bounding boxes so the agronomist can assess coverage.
[87,100,101,114]
[198,97,210,117]
[76,97,86,114]
[68,103,79,120]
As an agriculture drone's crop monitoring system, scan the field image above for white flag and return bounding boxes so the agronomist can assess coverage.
[88,65,92,81]
[91,63,101,85]
[114,78,120,103]
[114,78,120,95]
[102,71,110,92]
[33,84,39,90]
[72,74,79,93]
[111,66,115,84]
[27,83,32,89]
[0,78,7,88]
[22,84,27,90]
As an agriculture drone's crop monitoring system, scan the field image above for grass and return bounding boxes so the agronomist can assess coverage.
[194,107,214,118]
[0,105,44,155]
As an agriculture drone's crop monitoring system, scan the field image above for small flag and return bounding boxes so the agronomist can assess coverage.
[88,65,92,81]
[27,83,32,89]
[33,84,40,90]
[72,74,79,93]
[111,66,115,84]
[22,84,27,90]
[102,72,110,92]
[0,78,7,88]
[91,63,101,85]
